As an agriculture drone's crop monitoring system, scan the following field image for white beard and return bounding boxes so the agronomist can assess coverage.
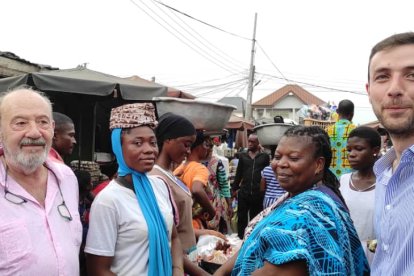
[1,138,50,174]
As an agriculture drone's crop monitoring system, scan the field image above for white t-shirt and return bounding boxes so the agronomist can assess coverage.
[339,173,375,264]
[85,176,174,275]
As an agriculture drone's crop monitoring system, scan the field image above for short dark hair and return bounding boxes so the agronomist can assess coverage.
[348,126,381,149]
[377,127,388,136]
[191,131,206,150]
[336,100,354,117]
[368,32,414,80]
[53,112,74,130]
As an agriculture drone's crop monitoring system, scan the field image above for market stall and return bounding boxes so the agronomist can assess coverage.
[0,66,168,161]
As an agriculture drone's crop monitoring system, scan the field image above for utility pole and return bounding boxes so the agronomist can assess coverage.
[245,13,257,121]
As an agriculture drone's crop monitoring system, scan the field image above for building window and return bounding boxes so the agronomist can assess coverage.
[256,108,264,118]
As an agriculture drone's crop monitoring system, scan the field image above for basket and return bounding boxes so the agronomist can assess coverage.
[70,160,109,185]
[303,118,335,128]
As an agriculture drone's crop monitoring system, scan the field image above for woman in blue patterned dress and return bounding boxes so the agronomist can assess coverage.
[214,126,369,276]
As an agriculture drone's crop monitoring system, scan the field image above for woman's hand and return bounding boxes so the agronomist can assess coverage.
[206,230,227,241]
[198,229,227,241]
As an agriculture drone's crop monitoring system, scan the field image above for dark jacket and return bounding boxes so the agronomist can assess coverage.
[232,151,270,196]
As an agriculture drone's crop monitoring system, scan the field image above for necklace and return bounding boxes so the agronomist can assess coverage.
[349,173,375,192]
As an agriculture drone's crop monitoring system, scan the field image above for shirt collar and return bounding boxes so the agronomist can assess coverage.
[374,144,414,176]
[374,147,396,176]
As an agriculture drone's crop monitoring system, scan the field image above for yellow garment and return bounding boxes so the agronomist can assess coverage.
[331,112,339,122]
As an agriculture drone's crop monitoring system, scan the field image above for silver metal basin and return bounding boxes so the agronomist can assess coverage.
[153,97,236,131]
[253,123,293,146]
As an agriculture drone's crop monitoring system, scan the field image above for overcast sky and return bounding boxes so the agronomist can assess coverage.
[2,0,413,124]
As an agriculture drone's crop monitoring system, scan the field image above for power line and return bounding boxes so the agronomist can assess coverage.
[219,81,248,98]
[134,1,366,98]
[235,82,249,97]
[153,0,247,69]
[256,42,289,83]
[153,0,251,41]
[256,71,366,95]
[191,77,248,94]
[254,40,366,94]
[129,0,241,73]
[147,0,244,71]
[282,72,365,86]
[170,70,248,88]
[192,78,248,97]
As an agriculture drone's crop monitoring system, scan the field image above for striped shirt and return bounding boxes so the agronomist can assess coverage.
[261,166,285,208]
[372,145,414,276]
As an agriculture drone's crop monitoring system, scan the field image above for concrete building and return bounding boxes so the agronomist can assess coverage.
[0,51,55,78]
[252,84,326,124]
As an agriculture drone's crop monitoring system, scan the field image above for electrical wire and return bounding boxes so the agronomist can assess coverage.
[217,81,248,99]
[147,0,244,72]
[129,0,241,73]
[256,42,289,84]
[152,0,251,41]
[256,71,366,95]
[169,70,248,88]
[192,78,248,97]
[132,1,366,99]
[254,40,365,94]
[152,0,247,69]
[191,77,248,94]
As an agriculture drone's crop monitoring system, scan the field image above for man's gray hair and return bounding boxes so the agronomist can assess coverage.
[0,86,53,123]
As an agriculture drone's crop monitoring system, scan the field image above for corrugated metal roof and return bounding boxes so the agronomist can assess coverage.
[0,51,57,70]
[252,84,325,107]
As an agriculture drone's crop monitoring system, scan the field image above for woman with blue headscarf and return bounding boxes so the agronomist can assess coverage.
[85,103,183,275]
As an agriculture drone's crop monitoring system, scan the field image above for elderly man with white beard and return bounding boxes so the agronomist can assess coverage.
[0,88,81,275]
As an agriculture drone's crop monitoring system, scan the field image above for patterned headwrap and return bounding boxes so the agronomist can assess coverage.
[110,103,172,275]
[109,102,158,130]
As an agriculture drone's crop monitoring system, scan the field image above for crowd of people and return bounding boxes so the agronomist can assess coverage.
[1,31,414,276]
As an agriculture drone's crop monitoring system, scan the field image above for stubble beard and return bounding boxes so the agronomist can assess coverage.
[374,106,414,139]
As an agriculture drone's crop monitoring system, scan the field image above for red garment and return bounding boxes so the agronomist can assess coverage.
[48,148,64,163]
[92,179,111,196]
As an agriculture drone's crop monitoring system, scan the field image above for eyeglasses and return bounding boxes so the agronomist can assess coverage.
[3,165,73,221]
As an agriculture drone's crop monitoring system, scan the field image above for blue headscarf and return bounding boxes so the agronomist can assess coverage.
[111,128,172,275]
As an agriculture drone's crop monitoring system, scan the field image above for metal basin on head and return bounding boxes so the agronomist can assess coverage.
[152,97,236,131]
[253,123,293,146]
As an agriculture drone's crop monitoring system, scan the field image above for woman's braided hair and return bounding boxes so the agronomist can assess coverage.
[283,125,346,205]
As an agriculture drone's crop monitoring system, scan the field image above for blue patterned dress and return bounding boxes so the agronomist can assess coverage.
[232,189,369,275]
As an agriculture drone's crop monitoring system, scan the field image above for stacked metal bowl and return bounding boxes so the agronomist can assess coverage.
[253,123,293,146]
[153,97,236,131]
